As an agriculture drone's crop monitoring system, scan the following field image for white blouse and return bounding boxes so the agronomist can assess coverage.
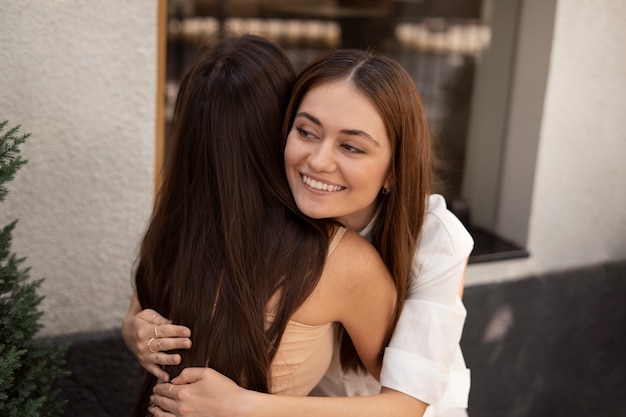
[310,194,474,417]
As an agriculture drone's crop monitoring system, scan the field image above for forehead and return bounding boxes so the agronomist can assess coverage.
[299,81,388,136]
[302,80,363,105]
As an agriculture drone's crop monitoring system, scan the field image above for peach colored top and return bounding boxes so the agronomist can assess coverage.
[266,227,346,395]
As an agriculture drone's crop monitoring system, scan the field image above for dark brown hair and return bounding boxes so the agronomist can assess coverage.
[283,49,432,372]
[133,35,331,415]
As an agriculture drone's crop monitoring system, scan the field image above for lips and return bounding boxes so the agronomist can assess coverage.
[302,174,345,192]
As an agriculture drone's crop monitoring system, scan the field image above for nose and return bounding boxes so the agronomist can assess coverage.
[308,140,336,172]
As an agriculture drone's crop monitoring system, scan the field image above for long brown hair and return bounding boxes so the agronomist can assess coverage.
[133,35,331,415]
[283,49,432,372]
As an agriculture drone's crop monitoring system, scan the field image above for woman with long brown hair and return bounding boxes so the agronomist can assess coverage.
[129,35,397,417]
[129,47,473,417]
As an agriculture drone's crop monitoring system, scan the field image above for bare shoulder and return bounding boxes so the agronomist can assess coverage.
[324,228,396,376]
[291,227,395,326]
[326,228,393,292]
[334,228,385,263]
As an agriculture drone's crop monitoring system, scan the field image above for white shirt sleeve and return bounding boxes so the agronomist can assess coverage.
[379,194,474,408]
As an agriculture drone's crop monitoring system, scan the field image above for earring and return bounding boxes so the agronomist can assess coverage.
[381,187,390,195]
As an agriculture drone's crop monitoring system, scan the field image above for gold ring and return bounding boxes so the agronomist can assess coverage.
[154,324,160,338]
[157,339,161,350]
[148,337,158,353]
[150,313,158,323]
[168,384,174,395]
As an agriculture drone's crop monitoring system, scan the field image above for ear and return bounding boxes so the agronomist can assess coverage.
[381,175,392,195]
[383,173,393,191]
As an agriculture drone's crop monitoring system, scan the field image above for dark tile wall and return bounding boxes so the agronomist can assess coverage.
[462,261,626,417]
[52,260,626,417]
[52,329,142,417]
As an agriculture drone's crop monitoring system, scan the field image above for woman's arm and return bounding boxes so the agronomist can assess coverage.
[379,195,474,408]
[151,368,427,417]
[121,292,193,382]
[322,229,397,378]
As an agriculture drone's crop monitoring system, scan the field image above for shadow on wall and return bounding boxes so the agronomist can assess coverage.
[52,260,626,417]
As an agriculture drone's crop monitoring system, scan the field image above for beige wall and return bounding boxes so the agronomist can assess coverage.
[0,1,158,336]
[1,1,624,336]
[466,0,626,284]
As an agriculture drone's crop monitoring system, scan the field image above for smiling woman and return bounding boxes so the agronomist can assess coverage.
[129,47,474,417]
[284,80,392,231]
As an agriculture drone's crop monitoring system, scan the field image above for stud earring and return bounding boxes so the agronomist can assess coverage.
[381,187,390,195]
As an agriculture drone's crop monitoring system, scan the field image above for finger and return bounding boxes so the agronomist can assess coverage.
[153,323,193,340]
[171,367,207,384]
[153,382,177,398]
[153,335,192,352]
[152,385,182,415]
[139,309,172,325]
[137,333,190,356]
[149,405,175,417]
[145,364,171,382]
[151,351,183,366]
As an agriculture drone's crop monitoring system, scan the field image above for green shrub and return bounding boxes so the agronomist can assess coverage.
[0,121,69,417]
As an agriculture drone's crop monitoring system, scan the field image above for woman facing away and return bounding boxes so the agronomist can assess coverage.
[128,35,399,417]
[126,46,474,417]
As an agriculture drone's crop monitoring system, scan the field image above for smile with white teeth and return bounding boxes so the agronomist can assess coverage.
[302,175,345,192]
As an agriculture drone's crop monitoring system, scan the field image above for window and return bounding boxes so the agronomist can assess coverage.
[158,0,555,263]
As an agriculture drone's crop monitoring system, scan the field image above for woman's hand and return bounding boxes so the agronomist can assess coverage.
[150,368,249,417]
[149,369,427,417]
[121,292,192,382]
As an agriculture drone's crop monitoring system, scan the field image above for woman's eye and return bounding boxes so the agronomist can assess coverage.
[342,144,364,154]
[297,128,315,139]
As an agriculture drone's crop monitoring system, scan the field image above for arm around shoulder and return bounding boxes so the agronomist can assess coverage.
[240,386,427,417]
[154,370,427,417]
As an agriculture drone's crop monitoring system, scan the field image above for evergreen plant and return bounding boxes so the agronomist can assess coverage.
[0,121,69,417]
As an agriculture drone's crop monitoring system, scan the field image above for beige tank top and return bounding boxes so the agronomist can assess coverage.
[266,227,346,395]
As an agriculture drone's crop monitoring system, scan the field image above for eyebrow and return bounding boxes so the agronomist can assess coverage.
[296,111,381,147]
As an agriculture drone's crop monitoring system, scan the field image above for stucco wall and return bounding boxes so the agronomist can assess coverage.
[0,1,157,336]
[466,0,626,285]
[1,0,624,337]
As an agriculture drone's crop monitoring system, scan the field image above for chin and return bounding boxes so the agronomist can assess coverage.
[301,210,325,220]
[297,205,327,220]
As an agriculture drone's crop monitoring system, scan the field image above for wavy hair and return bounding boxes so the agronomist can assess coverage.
[283,49,432,372]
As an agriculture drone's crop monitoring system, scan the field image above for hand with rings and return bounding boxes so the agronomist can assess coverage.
[150,368,243,417]
[122,292,193,382]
